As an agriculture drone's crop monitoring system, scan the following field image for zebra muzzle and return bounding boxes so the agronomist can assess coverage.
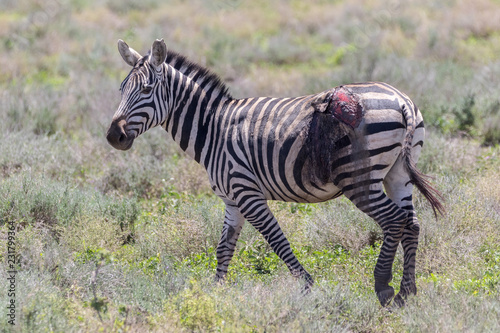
[106,119,134,150]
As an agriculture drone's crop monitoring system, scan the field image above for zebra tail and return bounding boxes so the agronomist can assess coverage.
[401,105,445,218]
[403,152,445,218]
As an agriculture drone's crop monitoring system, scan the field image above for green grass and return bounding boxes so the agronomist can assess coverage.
[1,0,500,331]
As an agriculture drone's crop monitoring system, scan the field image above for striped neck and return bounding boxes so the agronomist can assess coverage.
[161,63,230,165]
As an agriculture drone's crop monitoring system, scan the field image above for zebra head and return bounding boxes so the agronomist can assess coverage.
[106,39,167,150]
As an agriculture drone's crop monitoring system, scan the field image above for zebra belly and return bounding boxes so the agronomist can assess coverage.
[275,181,343,203]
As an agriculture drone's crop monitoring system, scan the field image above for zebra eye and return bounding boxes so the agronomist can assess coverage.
[141,84,153,94]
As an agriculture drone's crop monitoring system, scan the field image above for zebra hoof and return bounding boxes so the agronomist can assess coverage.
[376,286,395,307]
[392,284,416,308]
[301,273,314,295]
[214,272,226,285]
[301,285,312,296]
[393,293,406,307]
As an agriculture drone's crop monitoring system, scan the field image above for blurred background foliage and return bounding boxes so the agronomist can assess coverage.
[0,0,499,143]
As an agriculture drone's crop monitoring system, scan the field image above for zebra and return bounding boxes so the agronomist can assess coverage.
[106,39,444,307]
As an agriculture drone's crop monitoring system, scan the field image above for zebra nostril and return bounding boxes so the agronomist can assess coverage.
[118,132,126,143]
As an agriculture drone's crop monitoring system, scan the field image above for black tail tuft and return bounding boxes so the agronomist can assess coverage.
[403,150,445,218]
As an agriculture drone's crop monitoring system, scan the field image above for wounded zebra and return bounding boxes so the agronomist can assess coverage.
[106,39,444,306]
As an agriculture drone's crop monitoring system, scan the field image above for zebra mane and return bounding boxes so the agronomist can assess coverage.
[159,49,232,99]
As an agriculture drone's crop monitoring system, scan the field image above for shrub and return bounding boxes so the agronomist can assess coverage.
[481,100,500,146]
[172,280,222,331]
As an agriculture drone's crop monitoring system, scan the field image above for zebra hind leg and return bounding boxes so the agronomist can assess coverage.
[215,203,245,282]
[344,182,408,306]
[393,201,419,307]
[383,158,421,307]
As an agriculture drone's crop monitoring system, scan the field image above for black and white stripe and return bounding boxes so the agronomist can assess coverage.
[107,39,444,307]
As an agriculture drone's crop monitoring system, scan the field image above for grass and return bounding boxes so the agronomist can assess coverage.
[1,0,500,331]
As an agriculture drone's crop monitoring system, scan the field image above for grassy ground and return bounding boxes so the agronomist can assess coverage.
[1,0,500,332]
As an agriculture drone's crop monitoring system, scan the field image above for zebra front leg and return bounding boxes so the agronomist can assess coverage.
[238,198,314,290]
[215,203,245,282]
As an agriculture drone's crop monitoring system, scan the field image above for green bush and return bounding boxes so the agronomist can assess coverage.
[481,100,500,146]
[0,174,138,233]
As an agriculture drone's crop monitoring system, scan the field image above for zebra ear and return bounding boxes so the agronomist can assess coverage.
[150,39,167,69]
[118,39,141,67]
